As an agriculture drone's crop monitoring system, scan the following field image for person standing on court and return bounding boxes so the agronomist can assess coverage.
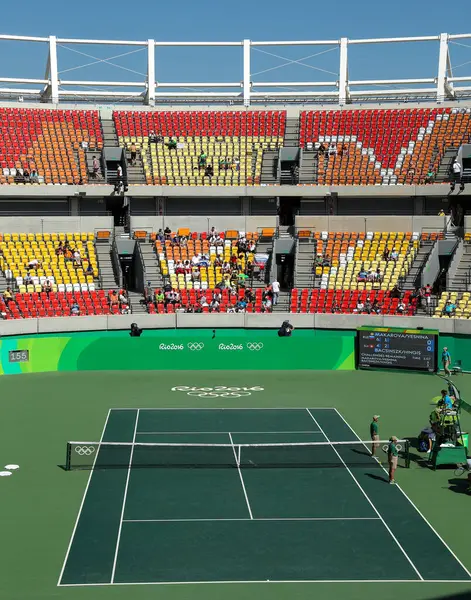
[441,347,451,376]
[388,436,399,484]
[370,415,380,457]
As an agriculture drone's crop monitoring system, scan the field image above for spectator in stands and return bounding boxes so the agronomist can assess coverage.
[24,273,33,286]
[328,143,337,156]
[423,284,432,308]
[234,157,240,171]
[425,169,435,184]
[397,300,406,314]
[156,290,165,304]
[237,298,247,312]
[382,248,389,261]
[23,169,30,182]
[109,291,119,307]
[444,301,456,317]
[129,143,137,166]
[164,226,171,239]
[371,299,381,314]
[263,296,273,312]
[86,263,94,277]
[149,130,157,143]
[30,169,39,183]
[43,280,52,294]
[451,158,463,191]
[390,249,399,261]
[271,279,280,306]
[56,242,64,256]
[317,142,326,155]
[73,249,82,266]
[322,254,331,267]
[364,298,372,314]
[28,257,41,270]
[357,269,367,282]
[157,229,165,242]
[438,209,446,216]
[3,287,13,301]
[204,164,214,178]
[354,300,364,313]
[92,156,100,179]
[391,285,401,299]
[119,290,128,305]
[71,302,80,316]
[166,137,177,150]
[198,151,207,169]
[376,267,383,282]
[209,297,220,312]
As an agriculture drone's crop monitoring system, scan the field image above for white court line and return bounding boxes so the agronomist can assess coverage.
[305,409,424,582]
[57,408,111,587]
[110,409,140,584]
[333,407,471,580]
[135,431,323,435]
[58,578,471,587]
[228,432,253,520]
[111,407,335,411]
[123,517,381,523]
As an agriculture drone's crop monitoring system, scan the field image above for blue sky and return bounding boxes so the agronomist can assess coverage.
[1,0,471,97]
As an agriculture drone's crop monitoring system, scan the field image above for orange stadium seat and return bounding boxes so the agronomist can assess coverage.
[300,107,471,185]
[0,109,103,185]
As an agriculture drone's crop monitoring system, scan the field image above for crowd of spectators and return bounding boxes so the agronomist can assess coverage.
[158,227,259,287]
[142,282,276,314]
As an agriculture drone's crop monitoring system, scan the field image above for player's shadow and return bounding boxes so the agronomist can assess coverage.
[448,477,470,495]
[365,473,389,484]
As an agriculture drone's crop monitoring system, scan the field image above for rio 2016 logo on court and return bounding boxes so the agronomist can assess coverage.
[171,385,264,397]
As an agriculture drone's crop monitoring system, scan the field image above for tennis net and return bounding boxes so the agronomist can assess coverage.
[65,439,410,470]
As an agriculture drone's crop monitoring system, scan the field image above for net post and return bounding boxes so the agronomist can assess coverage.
[66,442,71,471]
[405,440,410,468]
[237,445,241,467]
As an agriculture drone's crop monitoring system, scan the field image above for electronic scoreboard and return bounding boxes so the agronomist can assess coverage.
[357,326,438,372]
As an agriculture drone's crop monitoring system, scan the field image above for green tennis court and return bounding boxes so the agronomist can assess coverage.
[3,369,471,600]
[57,406,469,586]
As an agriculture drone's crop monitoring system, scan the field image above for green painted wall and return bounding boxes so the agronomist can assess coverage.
[0,329,356,375]
[439,334,471,372]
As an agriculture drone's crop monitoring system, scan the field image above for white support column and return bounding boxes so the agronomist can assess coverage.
[243,39,251,107]
[48,35,59,104]
[146,39,155,106]
[437,32,454,102]
[338,37,349,106]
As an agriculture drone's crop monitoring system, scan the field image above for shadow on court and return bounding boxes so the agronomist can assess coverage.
[448,477,470,495]
[366,472,389,484]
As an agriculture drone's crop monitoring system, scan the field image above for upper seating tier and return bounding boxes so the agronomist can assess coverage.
[300,107,471,185]
[0,109,103,185]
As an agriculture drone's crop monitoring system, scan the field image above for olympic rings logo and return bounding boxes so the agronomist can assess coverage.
[187,342,204,351]
[74,446,96,456]
[247,342,264,351]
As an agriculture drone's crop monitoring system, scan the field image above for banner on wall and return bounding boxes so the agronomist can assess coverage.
[0,330,355,375]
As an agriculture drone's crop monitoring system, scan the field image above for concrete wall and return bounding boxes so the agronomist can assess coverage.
[130,215,278,234]
[295,215,449,232]
[0,216,113,233]
[0,312,468,336]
